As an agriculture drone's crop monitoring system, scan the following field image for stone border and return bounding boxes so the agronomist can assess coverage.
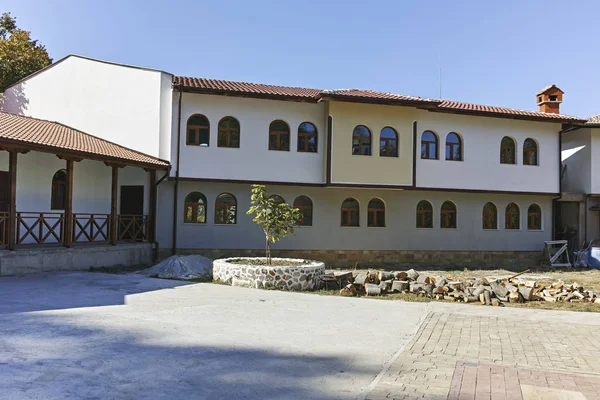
[213,257,325,291]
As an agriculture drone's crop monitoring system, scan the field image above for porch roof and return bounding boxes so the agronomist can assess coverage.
[0,112,169,169]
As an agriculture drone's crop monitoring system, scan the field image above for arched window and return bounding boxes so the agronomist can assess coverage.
[500,137,516,164]
[187,114,210,146]
[51,169,67,210]
[293,196,313,226]
[523,138,538,166]
[445,132,462,161]
[269,120,290,151]
[184,192,207,223]
[298,122,317,153]
[367,199,385,227]
[505,203,520,230]
[269,195,285,205]
[416,200,433,228]
[482,202,498,229]
[527,204,542,230]
[215,193,237,224]
[440,201,457,229]
[421,131,438,159]
[218,117,240,148]
[380,127,398,157]
[341,198,360,226]
[352,125,371,155]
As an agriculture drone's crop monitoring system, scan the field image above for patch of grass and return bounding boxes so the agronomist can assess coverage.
[89,264,149,274]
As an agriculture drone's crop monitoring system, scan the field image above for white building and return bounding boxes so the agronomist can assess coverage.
[0,55,588,272]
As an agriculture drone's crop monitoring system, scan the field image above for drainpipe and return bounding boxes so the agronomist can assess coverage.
[172,84,183,255]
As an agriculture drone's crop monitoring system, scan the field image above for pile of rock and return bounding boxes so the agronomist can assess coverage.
[333,269,600,306]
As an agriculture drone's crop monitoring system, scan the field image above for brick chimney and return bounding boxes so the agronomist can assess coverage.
[537,84,563,114]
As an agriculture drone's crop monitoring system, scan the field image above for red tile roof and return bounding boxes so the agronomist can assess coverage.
[0,112,169,168]
[174,76,586,123]
[173,77,321,100]
[437,100,584,122]
[320,89,438,105]
[588,114,600,124]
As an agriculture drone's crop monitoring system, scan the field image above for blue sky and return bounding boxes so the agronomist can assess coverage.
[4,0,599,117]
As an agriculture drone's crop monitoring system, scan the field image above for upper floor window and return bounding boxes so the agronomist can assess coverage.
[421,131,438,159]
[269,120,290,151]
[51,169,67,210]
[527,204,542,230]
[293,196,313,226]
[218,117,240,148]
[505,202,520,230]
[298,122,317,153]
[416,200,433,228]
[440,201,457,229]
[341,198,360,226]
[184,192,207,223]
[352,125,371,156]
[215,193,237,224]
[367,198,385,227]
[187,114,210,146]
[269,195,285,205]
[445,132,462,161]
[380,127,398,157]
[500,136,516,164]
[482,202,498,229]
[523,138,538,166]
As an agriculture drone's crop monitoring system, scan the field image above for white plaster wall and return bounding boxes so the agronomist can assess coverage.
[174,93,326,183]
[415,110,561,193]
[156,181,552,252]
[0,55,171,158]
[589,129,600,195]
[158,73,174,161]
[561,128,591,194]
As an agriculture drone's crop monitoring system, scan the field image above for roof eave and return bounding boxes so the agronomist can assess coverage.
[424,107,586,124]
[319,95,441,108]
[178,86,320,103]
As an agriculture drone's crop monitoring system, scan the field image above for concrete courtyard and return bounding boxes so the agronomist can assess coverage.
[1,272,600,399]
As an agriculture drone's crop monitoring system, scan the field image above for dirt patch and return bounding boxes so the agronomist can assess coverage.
[228,258,309,267]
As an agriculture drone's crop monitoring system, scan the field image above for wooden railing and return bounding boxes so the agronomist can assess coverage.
[73,213,110,243]
[16,212,65,245]
[0,212,9,247]
[118,214,148,242]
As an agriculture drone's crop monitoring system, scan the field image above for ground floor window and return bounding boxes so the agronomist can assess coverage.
[527,204,542,230]
[505,203,520,230]
[482,202,497,229]
[416,200,433,228]
[184,192,206,223]
[215,193,237,224]
[341,198,359,227]
[293,196,313,226]
[440,201,457,229]
[367,198,385,227]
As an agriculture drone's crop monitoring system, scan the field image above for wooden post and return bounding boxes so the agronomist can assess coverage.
[7,151,17,250]
[110,166,118,245]
[148,169,157,242]
[63,159,74,247]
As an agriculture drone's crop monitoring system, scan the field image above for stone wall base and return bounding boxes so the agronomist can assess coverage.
[0,243,153,276]
[162,249,544,269]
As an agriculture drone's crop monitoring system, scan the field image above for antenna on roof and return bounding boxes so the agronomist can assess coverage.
[439,52,443,100]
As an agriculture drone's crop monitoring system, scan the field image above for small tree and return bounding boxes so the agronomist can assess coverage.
[247,184,302,265]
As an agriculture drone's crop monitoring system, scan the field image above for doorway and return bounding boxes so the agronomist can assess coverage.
[119,185,144,240]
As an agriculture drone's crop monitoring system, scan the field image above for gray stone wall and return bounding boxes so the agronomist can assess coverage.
[0,243,153,276]
[213,258,325,291]
[164,249,543,269]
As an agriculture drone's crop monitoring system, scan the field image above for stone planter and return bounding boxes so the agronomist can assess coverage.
[213,257,325,291]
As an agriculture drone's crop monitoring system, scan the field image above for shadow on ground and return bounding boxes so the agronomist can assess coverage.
[0,271,194,314]
[1,311,360,399]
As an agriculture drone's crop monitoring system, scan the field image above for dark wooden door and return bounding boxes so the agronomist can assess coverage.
[0,171,10,212]
[119,185,144,240]
[0,171,9,245]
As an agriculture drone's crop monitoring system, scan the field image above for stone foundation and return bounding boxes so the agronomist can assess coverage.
[163,249,544,269]
[213,257,325,291]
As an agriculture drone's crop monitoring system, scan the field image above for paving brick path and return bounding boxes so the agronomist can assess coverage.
[364,312,600,400]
